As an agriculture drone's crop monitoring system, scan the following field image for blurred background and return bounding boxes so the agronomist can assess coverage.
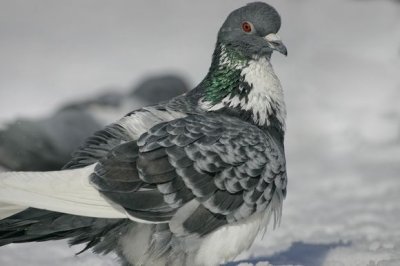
[0,0,400,265]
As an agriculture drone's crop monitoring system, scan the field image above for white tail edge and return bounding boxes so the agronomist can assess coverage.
[0,164,126,219]
[0,203,27,219]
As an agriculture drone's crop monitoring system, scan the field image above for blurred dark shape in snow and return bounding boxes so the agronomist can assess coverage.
[0,74,189,171]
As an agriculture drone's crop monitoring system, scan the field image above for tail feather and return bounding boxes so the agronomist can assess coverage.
[0,207,130,254]
[0,203,27,219]
[0,209,75,245]
[0,165,126,218]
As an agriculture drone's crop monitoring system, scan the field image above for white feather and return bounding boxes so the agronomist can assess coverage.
[201,56,286,128]
[0,164,127,218]
[0,107,186,222]
[0,203,27,219]
[195,189,283,266]
[118,106,186,139]
[194,213,268,266]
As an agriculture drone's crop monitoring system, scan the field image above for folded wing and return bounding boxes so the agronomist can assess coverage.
[92,114,287,237]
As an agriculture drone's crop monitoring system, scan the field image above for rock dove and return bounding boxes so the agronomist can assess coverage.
[0,2,288,266]
[0,75,188,171]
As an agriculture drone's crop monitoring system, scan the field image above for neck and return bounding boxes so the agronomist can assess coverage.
[197,43,286,130]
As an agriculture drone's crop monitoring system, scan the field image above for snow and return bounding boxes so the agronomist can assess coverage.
[1,0,400,265]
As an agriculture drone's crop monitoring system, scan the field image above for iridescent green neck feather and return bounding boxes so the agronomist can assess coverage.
[202,44,249,104]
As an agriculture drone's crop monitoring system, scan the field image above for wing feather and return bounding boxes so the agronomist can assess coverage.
[91,113,286,236]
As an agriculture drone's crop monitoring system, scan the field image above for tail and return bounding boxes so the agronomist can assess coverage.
[0,165,125,219]
[0,165,131,253]
[0,168,181,264]
[0,207,131,254]
[0,203,26,220]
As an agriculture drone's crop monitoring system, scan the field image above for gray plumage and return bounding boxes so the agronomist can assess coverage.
[0,75,188,171]
[0,2,288,265]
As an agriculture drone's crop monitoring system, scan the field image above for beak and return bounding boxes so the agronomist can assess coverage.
[264,33,288,56]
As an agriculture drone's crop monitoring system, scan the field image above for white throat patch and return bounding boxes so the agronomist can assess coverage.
[200,57,286,128]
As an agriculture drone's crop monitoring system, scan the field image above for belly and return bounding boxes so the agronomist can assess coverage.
[195,212,268,266]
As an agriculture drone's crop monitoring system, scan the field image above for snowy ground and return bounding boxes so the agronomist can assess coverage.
[1,0,400,265]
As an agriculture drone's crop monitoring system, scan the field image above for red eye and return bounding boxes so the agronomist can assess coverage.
[241,21,253,33]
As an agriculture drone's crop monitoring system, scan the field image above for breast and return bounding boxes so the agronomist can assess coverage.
[240,57,286,127]
[203,57,286,128]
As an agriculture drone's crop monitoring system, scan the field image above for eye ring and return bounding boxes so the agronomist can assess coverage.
[241,21,254,33]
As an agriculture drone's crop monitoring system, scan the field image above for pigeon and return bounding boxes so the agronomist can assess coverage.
[0,75,188,171]
[0,2,288,266]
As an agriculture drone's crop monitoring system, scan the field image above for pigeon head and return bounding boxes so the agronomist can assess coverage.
[217,2,287,59]
[196,2,287,129]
